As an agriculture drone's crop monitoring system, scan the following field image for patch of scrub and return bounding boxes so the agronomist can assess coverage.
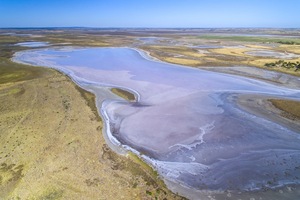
[0,163,24,199]
[36,188,64,200]
[245,50,300,59]
[137,37,163,44]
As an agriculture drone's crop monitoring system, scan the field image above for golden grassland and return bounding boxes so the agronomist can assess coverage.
[278,45,300,54]
[0,58,183,199]
[163,57,203,66]
[209,47,249,57]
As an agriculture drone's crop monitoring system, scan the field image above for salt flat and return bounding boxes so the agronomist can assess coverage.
[13,46,300,199]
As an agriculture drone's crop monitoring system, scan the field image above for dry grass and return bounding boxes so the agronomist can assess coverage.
[278,45,300,54]
[243,58,279,66]
[209,47,250,57]
[270,99,300,120]
[163,57,202,66]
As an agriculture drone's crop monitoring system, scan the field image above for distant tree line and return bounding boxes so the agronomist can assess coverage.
[265,60,300,71]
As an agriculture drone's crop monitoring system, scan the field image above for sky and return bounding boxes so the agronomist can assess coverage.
[0,0,299,28]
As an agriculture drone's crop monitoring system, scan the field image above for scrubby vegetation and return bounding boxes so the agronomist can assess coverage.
[278,41,298,45]
[265,60,300,71]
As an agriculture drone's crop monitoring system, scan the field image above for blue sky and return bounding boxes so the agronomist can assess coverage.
[0,0,299,28]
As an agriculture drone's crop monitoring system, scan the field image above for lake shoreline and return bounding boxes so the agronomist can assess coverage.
[11,46,300,200]
[2,55,182,199]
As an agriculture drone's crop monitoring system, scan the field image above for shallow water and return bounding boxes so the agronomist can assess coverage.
[245,50,299,59]
[15,41,49,47]
[13,47,300,199]
[1,32,33,37]
[137,37,163,44]
[191,45,223,49]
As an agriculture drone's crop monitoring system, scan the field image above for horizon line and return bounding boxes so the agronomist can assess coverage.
[1,26,300,30]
